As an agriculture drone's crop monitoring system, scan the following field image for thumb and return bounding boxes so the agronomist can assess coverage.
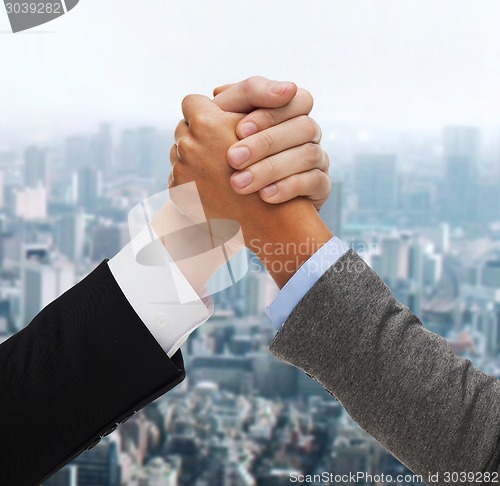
[213,76,297,113]
[213,84,234,97]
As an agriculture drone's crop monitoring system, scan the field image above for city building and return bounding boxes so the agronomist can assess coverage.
[14,186,47,220]
[56,210,86,263]
[65,136,90,171]
[0,170,5,209]
[90,221,128,262]
[73,441,121,486]
[190,356,254,394]
[442,126,480,222]
[21,250,75,325]
[330,428,373,479]
[354,154,397,214]
[321,180,343,236]
[90,123,113,176]
[77,165,102,212]
[42,465,78,486]
[118,127,165,177]
[24,146,48,189]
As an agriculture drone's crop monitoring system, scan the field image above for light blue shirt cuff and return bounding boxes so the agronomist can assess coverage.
[266,236,348,330]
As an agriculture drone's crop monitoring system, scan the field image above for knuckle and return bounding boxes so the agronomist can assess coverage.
[171,163,180,182]
[265,156,280,178]
[287,174,302,195]
[176,137,194,159]
[243,76,264,94]
[190,112,213,131]
[170,144,178,162]
[259,130,274,152]
[311,167,324,181]
[261,109,279,128]
[304,143,324,166]
[174,121,183,140]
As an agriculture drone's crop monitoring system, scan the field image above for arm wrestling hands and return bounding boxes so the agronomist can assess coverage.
[170,77,333,289]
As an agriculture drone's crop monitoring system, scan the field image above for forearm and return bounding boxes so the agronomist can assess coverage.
[152,201,239,297]
[0,262,185,485]
[269,250,500,480]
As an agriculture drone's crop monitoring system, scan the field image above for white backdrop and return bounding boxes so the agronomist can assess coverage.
[0,0,499,140]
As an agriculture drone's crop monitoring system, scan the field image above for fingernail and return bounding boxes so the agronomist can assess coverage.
[239,122,258,138]
[229,146,250,166]
[271,82,291,95]
[232,170,253,188]
[261,184,278,197]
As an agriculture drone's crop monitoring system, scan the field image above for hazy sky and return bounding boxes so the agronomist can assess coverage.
[0,0,499,141]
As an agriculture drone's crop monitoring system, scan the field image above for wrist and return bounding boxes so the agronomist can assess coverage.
[152,202,234,297]
[243,199,333,288]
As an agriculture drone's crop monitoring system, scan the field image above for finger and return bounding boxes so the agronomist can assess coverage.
[258,169,331,209]
[235,88,314,138]
[213,84,234,97]
[170,144,179,167]
[181,94,222,125]
[227,115,322,170]
[322,150,330,175]
[229,143,328,195]
[169,145,178,187]
[174,120,189,144]
[213,76,297,113]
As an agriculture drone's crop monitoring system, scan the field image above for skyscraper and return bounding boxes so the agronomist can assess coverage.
[90,123,113,176]
[73,441,121,486]
[442,126,480,223]
[320,180,343,236]
[118,127,165,177]
[380,236,408,286]
[354,154,397,213]
[0,170,4,209]
[65,136,90,171]
[22,252,75,325]
[482,260,500,288]
[43,465,78,486]
[90,222,128,262]
[24,146,48,189]
[77,165,102,212]
[331,429,372,479]
[56,210,86,263]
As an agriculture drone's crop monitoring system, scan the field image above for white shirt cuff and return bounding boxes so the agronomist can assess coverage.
[108,229,212,358]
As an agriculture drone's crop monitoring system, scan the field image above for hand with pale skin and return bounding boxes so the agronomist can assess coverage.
[214,77,330,211]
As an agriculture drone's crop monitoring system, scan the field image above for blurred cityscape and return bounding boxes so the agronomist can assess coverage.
[0,122,499,485]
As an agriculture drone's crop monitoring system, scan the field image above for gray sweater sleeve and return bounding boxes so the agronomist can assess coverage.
[268,249,500,482]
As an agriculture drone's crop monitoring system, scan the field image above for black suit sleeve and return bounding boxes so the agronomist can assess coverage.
[0,260,186,486]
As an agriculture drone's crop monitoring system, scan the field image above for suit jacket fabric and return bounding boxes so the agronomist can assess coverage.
[269,250,500,483]
[0,260,185,486]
